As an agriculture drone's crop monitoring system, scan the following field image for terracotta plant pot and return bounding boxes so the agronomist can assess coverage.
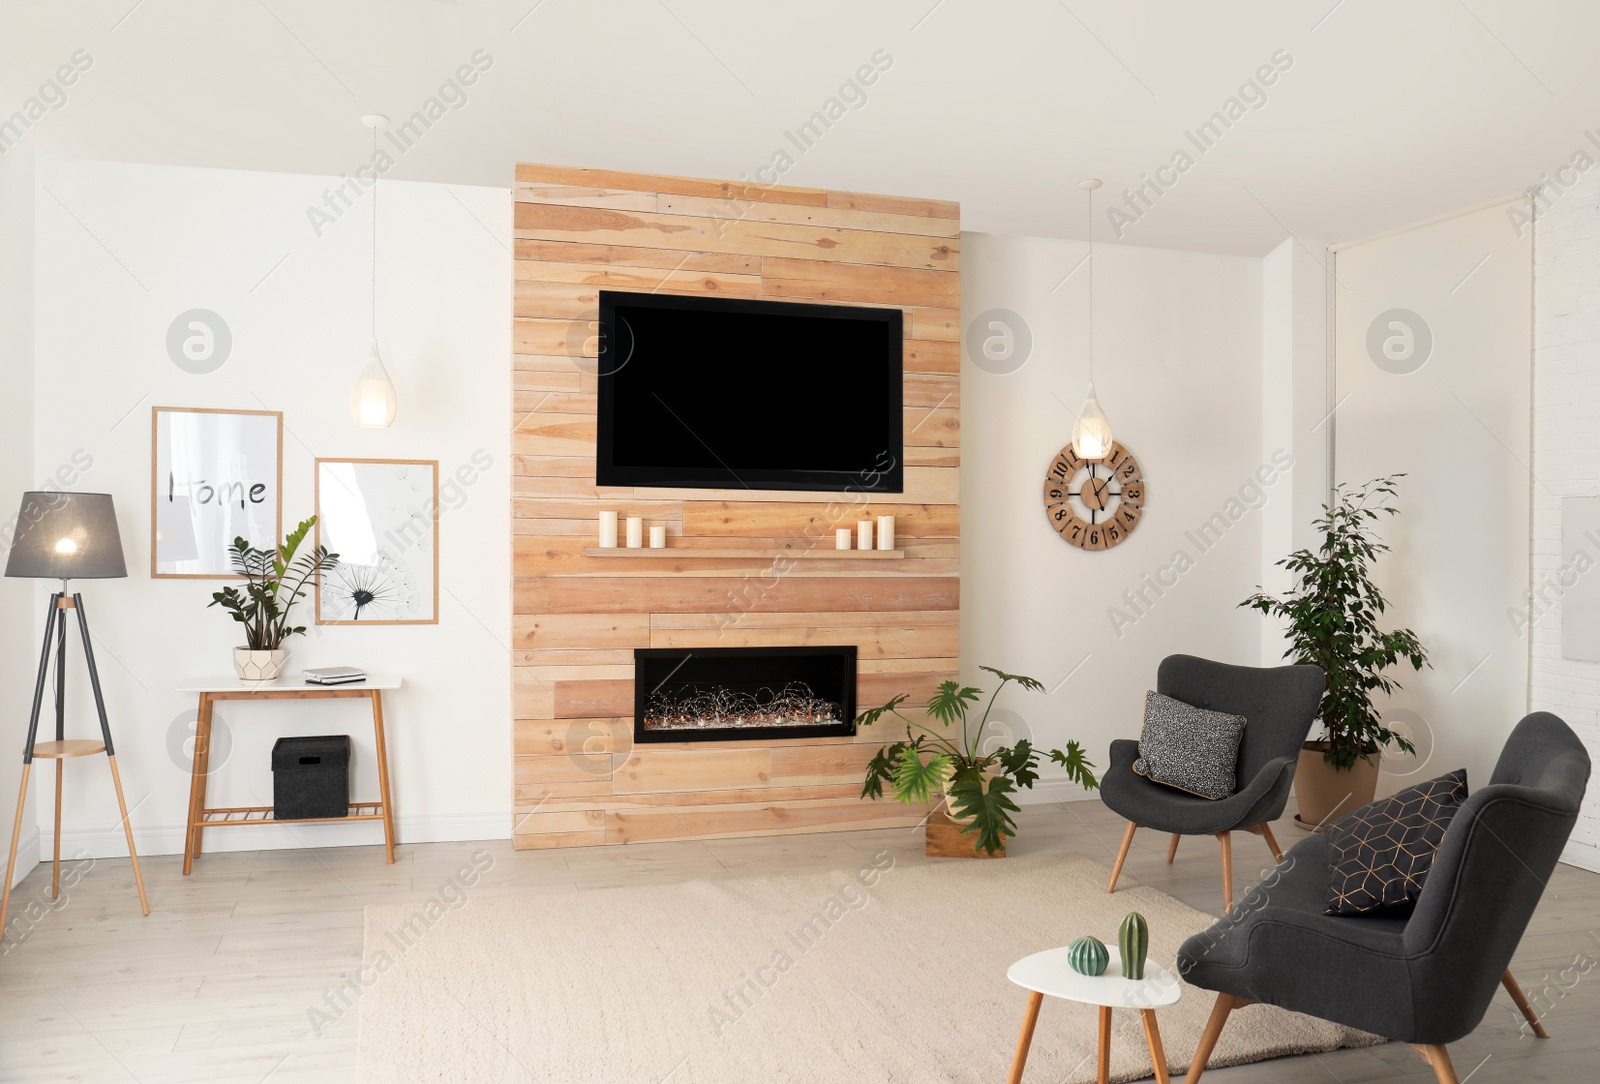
[234,647,288,685]
[1293,740,1380,830]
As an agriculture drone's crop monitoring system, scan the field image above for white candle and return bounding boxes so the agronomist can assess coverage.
[598,510,618,548]
[877,514,895,551]
[649,525,667,549]
[857,520,873,550]
[836,528,852,550]
[626,516,643,548]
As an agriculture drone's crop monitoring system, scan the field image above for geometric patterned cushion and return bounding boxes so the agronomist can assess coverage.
[1132,690,1248,801]
[1324,768,1469,916]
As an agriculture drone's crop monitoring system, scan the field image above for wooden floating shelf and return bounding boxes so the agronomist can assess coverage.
[195,802,385,826]
[582,546,906,560]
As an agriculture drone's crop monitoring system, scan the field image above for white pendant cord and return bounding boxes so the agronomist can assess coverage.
[1086,184,1094,389]
[371,125,378,341]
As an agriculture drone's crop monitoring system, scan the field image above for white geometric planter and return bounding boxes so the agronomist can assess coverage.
[234,647,288,685]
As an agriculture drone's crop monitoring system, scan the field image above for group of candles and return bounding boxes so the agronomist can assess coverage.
[839,515,896,551]
[597,510,667,549]
[594,510,896,552]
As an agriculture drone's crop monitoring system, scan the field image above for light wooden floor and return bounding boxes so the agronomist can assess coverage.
[1,800,1596,1082]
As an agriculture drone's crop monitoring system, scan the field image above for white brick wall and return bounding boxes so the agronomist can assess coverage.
[1533,177,1600,871]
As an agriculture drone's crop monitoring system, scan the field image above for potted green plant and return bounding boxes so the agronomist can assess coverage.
[1241,475,1428,827]
[209,517,338,684]
[858,665,1099,855]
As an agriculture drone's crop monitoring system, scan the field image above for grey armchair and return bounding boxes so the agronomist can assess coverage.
[1178,712,1591,1084]
[1101,654,1324,910]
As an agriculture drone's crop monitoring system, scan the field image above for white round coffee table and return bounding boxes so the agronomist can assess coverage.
[1005,946,1182,1084]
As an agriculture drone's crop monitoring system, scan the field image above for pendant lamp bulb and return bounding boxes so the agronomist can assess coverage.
[353,114,396,428]
[1073,177,1112,461]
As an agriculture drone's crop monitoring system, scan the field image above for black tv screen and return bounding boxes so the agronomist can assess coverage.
[595,291,903,492]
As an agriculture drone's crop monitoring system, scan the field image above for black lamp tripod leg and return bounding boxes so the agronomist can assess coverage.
[72,595,114,755]
[1,594,61,940]
[73,594,148,916]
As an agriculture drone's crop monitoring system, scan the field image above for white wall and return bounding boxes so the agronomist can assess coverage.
[1332,202,1532,796]
[1259,236,1332,664]
[961,232,1267,802]
[1,144,40,889]
[1531,172,1600,871]
[30,157,511,858]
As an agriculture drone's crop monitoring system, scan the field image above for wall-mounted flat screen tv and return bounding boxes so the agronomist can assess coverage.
[595,290,903,493]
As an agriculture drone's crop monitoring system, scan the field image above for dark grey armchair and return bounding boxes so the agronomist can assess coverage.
[1178,712,1591,1084]
[1101,654,1324,910]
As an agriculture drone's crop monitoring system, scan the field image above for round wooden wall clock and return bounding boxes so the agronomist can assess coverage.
[1042,441,1145,550]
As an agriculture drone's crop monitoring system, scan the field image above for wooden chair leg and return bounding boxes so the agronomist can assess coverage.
[1186,993,1245,1084]
[1216,831,1233,912]
[1007,990,1044,1084]
[1166,833,1181,864]
[1501,969,1549,1038]
[1257,822,1284,863]
[1139,1008,1171,1084]
[1412,1043,1459,1084]
[0,764,31,939]
[1106,822,1138,894]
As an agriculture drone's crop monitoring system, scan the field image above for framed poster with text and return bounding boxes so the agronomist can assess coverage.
[151,407,282,578]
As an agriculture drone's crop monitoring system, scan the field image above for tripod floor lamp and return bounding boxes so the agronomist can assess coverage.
[1,491,148,939]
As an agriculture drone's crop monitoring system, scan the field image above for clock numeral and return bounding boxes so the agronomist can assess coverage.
[1121,485,1143,505]
[1119,462,1139,480]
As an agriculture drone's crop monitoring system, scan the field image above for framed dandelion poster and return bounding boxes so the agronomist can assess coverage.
[314,458,438,624]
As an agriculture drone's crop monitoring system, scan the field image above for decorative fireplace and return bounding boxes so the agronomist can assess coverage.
[632,646,858,744]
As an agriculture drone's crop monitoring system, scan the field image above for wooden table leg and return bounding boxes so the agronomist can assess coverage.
[183,694,212,875]
[371,690,395,864]
[1007,990,1044,1084]
[1097,1005,1112,1084]
[1139,1009,1170,1084]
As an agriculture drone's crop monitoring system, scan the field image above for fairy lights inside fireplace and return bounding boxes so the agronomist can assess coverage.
[632,646,857,744]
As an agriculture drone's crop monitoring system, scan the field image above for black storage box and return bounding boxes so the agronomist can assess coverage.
[272,735,351,820]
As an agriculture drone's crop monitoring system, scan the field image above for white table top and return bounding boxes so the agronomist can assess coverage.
[175,675,402,693]
[1007,947,1182,1008]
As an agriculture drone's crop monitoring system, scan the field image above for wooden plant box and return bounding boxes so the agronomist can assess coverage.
[925,811,1006,858]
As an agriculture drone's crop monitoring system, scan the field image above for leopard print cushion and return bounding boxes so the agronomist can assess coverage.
[1132,690,1248,800]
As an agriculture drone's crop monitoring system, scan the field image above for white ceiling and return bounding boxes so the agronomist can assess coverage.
[4,0,1597,255]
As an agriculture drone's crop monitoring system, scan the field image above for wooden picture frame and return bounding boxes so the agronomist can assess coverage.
[313,458,440,625]
[151,406,283,579]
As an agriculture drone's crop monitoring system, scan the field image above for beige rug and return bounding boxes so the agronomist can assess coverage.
[357,853,1378,1082]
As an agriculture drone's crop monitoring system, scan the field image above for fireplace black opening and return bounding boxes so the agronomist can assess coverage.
[633,646,857,744]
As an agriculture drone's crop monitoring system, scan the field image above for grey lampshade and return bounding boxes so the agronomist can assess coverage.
[4,492,127,579]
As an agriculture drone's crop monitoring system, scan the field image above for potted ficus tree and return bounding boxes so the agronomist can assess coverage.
[209,517,338,684]
[1241,475,1428,827]
[858,666,1099,855]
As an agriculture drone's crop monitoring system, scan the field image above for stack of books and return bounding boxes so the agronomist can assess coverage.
[303,666,368,686]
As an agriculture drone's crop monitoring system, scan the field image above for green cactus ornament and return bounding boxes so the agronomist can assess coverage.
[1118,911,1149,979]
[1068,935,1109,976]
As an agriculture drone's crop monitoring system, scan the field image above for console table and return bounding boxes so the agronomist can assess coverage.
[175,676,400,873]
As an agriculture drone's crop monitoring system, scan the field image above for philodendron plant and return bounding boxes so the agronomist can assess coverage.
[858,666,1099,854]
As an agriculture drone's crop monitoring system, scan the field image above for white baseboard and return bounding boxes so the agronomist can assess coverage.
[7,827,39,889]
[40,811,510,860]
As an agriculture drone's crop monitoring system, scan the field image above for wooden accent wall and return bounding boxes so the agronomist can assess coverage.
[511,163,960,849]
